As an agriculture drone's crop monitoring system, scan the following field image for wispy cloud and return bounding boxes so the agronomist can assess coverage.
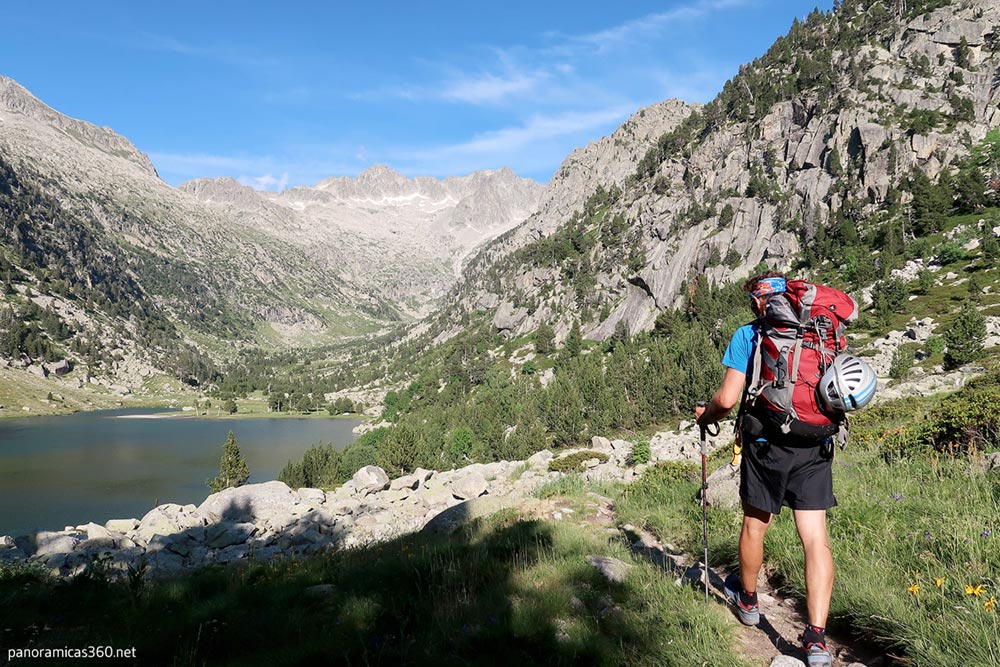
[441,68,548,105]
[148,150,361,190]
[561,0,754,53]
[391,106,635,176]
[134,32,281,70]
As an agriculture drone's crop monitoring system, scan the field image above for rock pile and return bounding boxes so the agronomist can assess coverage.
[0,423,732,580]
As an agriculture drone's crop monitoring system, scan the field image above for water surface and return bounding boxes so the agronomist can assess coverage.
[0,409,360,537]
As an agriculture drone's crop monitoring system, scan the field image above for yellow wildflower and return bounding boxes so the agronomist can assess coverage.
[986,597,997,612]
[907,584,920,595]
[934,577,946,588]
[966,584,986,597]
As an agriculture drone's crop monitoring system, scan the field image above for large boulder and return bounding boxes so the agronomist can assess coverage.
[197,481,298,523]
[51,359,72,376]
[706,463,741,510]
[136,504,206,543]
[32,531,81,558]
[450,472,488,500]
[351,466,389,495]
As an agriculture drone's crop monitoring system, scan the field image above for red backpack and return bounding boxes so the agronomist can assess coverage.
[746,280,859,438]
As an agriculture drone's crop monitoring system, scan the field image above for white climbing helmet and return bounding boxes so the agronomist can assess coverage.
[818,355,877,413]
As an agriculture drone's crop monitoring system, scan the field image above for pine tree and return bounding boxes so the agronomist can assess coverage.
[944,303,987,370]
[534,323,556,354]
[207,431,250,492]
[563,320,582,358]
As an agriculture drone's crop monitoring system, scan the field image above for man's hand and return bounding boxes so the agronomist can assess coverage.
[694,403,707,424]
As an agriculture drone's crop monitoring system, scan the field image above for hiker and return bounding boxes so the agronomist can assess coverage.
[694,270,874,667]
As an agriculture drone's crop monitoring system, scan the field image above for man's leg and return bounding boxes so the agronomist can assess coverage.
[739,502,772,594]
[792,509,834,627]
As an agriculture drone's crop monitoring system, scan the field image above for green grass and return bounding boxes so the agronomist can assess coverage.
[0,509,748,667]
[615,390,1000,667]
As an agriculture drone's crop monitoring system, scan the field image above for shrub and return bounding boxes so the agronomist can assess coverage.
[914,268,935,294]
[889,346,913,380]
[923,384,1000,455]
[548,450,609,473]
[935,241,965,265]
[926,335,945,356]
[630,440,651,466]
[639,460,699,485]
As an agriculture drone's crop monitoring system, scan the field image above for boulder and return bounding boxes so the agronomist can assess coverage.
[206,521,257,549]
[769,657,806,667]
[51,359,72,376]
[587,555,632,583]
[136,504,205,542]
[105,518,139,533]
[706,463,741,510]
[197,481,298,523]
[422,496,519,534]
[450,472,488,500]
[493,301,529,333]
[412,468,435,483]
[351,466,390,495]
[32,531,81,558]
[327,497,361,516]
[305,584,336,598]
[591,436,612,452]
[214,544,251,563]
[526,449,554,470]
[82,522,113,541]
[297,488,326,506]
[390,474,421,491]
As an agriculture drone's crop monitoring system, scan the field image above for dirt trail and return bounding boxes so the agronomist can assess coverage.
[507,492,887,666]
[616,519,885,667]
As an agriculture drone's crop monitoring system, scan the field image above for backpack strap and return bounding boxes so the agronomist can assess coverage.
[788,326,806,386]
[744,323,765,406]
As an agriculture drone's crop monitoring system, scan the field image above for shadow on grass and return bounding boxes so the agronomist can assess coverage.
[0,498,688,666]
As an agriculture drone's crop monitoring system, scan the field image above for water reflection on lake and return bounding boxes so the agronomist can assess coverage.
[0,409,360,537]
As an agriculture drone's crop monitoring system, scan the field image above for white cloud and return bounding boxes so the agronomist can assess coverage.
[392,106,635,176]
[238,172,289,192]
[441,70,546,105]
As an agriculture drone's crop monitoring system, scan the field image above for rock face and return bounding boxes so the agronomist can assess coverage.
[433,2,1000,343]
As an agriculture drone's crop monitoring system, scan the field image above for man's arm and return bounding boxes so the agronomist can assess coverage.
[695,367,746,426]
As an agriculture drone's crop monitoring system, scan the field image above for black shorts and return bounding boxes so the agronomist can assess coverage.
[739,435,837,515]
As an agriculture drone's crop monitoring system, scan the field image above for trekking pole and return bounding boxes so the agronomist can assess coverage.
[696,401,720,603]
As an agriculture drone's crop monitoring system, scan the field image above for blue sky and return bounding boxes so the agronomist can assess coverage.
[3,0,832,189]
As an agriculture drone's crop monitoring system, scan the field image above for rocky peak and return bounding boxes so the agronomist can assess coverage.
[178,177,264,206]
[0,75,157,176]
[431,0,1000,345]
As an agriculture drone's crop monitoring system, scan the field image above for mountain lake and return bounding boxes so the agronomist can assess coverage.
[0,409,361,538]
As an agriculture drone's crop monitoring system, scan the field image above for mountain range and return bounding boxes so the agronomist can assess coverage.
[3,0,999,398]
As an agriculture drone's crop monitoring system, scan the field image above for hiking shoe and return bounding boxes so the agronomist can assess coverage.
[804,642,832,667]
[723,573,760,626]
[802,625,832,667]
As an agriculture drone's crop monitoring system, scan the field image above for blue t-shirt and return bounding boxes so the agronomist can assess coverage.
[722,323,757,374]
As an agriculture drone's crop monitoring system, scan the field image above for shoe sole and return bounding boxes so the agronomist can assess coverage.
[723,574,760,626]
[805,649,832,667]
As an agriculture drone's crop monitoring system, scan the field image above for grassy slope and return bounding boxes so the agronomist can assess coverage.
[0,503,748,667]
[615,386,1000,667]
